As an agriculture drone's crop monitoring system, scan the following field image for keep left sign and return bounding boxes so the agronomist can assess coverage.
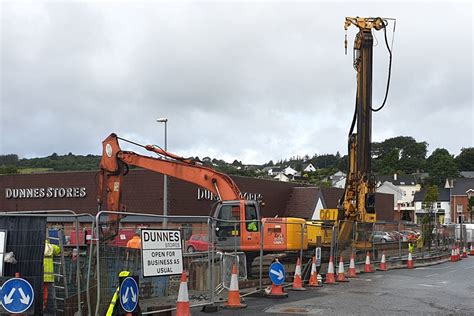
[141,229,183,277]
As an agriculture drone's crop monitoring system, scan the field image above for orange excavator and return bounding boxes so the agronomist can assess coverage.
[97,133,306,253]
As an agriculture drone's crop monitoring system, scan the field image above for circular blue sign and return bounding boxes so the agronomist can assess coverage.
[269,261,285,286]
[1,278,34,314]
[119,276,139,313]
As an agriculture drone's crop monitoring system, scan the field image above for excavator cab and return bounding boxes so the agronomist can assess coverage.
[213,200,261,251]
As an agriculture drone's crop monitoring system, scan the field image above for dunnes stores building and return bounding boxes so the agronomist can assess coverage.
[0,170,394,235]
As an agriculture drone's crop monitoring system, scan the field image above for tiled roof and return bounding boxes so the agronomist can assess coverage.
[376,174,417,186]
[284,187,320,218]
[413,187,450,202]
[451,178,474,196]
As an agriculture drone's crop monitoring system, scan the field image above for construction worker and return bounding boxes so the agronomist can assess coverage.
[247,214,258,232]
[106,271,130,316]
[127,229,141,249]
[43,239,61,311]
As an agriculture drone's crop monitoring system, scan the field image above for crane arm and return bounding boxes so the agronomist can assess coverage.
[97,133,242,214]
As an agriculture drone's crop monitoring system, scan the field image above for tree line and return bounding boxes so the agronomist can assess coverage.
[1,136,473,187]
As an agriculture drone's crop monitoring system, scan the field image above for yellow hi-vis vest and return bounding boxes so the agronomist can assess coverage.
[106,271,131,316]
[44,240,61,283]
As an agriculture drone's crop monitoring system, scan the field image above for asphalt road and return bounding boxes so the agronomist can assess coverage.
[192,256,474,315]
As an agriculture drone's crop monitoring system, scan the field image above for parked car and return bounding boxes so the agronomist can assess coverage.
[185,234,209,253]
[372,231,394,243]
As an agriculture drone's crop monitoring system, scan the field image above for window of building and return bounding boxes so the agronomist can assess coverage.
[437,202,441,209]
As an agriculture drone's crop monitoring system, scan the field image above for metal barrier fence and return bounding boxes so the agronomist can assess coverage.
[93,211,214,315]
[0,210,94,316]
[0,211,464,315]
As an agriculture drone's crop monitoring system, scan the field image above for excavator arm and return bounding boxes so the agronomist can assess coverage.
[96,133,243,237]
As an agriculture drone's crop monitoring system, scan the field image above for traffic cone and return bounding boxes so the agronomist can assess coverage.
[176,272,190,316]
[308,256,322,287]
[462,246,468,258]
[336,256,349,282]
[407,252,414,269]
[470,244,474,256]
[364,252,373,273]
[450,246,456,262]
[290,257,306,291]
[378,251,387,271]
[325,256,337,284]
[223,264,246,308]
[347,252,358,278]
[264,259,288,298]
[456,246,460,261]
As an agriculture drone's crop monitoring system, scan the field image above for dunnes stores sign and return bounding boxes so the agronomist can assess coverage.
[197,188,263,201]
[5,187,87,199]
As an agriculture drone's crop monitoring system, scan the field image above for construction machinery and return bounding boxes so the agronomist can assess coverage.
[97,133,306,254]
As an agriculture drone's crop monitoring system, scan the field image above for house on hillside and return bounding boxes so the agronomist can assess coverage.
[302,163,317,173]
[460,171,474,179]
[274,173,290,182]
[413,187,450,225]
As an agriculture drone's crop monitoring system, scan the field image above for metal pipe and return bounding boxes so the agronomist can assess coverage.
[259,221,264,294]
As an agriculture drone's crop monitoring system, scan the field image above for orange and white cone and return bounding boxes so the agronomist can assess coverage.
[364,252,373,273]
[347,252,358,278]
[462,246,468,258]
[308,256,322,287]
[223,264,247,308]
[470,244,474,256]
[336,256,349,282]
[325,256,336,284]
[407,252,414,269]
[176,272,191,316]
[378,251,387,271]
[456,246,460,261]
[290,257,306,291]
[451,246,456,262]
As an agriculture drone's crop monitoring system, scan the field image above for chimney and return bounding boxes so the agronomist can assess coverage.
[393,173,397,181]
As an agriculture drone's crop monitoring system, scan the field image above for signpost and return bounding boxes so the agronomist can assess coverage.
[315,247,322,267]
[141,229,183,277]
[0,278,34,314]
[269,261,285,286]
[119,276,139,313]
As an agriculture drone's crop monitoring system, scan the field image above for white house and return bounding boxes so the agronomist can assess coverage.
[376,181,407,220]
[283,166,298,176]
[303,163,317,173]
[413,187,451,225]
[274,173,290,182]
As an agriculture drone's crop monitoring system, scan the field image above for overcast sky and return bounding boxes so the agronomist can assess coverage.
[1,1,472,164]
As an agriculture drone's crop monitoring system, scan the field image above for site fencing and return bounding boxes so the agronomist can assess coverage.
[0,211,464,315]
[0,210,94,316]
[93,211,215,315]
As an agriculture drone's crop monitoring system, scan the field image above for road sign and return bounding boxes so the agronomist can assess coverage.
[315,247,322,266]
[119,276,139,313]
[141,229,183,277]
[0,278,34,314]
[269,261,285,286]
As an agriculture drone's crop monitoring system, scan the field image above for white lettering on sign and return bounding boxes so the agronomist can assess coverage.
[141,229,183,277]
[5,187,87,199]
[197,188,263,202]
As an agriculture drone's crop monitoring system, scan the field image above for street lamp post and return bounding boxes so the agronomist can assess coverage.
[157,118,168,227]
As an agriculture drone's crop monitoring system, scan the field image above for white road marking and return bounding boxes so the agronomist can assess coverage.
[417,284,441,288]
[425,274,439,277]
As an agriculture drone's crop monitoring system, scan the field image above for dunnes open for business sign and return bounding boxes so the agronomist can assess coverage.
[141,229,183,277]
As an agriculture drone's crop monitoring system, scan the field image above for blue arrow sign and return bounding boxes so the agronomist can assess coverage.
[119,276,139,313]
[269,261,285,285]
[0,278,34,314]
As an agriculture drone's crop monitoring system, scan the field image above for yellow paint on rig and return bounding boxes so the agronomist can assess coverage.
[306,221,333,247]
[285,217,308,250]
[364,213,376,222]
[319,209,338,221]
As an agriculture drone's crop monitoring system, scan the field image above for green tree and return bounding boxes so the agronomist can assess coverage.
[455,147,474,171]
[372,136,427,174]
[422,185,438,250]
[0,165,18,174]
[426,148,459,186]
[0,154,19,166]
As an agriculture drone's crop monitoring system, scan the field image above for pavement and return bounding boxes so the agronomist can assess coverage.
[191,255,474,315]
